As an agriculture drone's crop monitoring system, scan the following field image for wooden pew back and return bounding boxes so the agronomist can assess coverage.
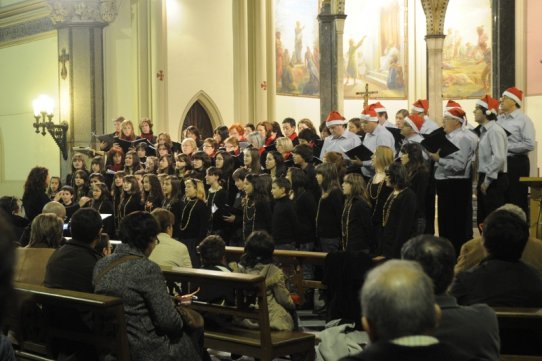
[162,266,315,361]
[8,282,130,361]
[494,307,542,359]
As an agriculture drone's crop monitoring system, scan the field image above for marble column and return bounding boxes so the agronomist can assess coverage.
[47,0,119,177]
[420,0,449,124]
[492,0,515,96]
[247,0,268,123]
[318,1,346,124]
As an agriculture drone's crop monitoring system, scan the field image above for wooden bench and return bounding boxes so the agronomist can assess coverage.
[225,246,327,303]
[162,266,316,361]
[494,307,542,360]
[7,282,130,361]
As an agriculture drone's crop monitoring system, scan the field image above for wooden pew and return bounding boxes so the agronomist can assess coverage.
[494,307,542,360]
[162,266,316,361]
[225,246,327,303]
[7,282,130,361]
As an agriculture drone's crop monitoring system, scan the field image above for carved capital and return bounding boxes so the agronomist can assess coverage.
[420,0,449,35]
[47,0,119,26]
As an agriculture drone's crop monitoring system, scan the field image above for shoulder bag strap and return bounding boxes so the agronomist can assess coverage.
[95,255,142,285]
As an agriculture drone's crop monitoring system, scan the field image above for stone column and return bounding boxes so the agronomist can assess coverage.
[47,0,119,177]
[421,0,449,124]
[492,0,515,96]
[247,0,268,123]
[318,1,346,124]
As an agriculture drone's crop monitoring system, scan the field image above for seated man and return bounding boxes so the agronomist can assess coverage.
[341,260,470,361]
[44,208,102,293]
[18,201,66,247]
[149,208,192,268]
[455,203,542,274]
[402,235,500,361]
[451,209,542,307]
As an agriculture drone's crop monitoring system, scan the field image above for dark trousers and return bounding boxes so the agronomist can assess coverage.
[477,172,509,226]
[424,162,436,235]
[436,178,472,256]
[506,154,530,220]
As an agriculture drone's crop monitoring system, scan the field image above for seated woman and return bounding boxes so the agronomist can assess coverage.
[233,230,295,331]
[93,212,203,361]
[16,213,63,284]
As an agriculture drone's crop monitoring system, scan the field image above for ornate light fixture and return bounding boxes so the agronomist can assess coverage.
[32,95,69,160]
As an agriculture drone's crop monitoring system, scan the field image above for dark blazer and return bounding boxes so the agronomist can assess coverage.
[340,339,472,361]
[271,196,298,245]
[93,244,199,361]
[451,258,542,307]
[342,197,373,252]
[380,189,417,259]
[44,239,102,293]
[435,294,500,361]
[22,191,50,222]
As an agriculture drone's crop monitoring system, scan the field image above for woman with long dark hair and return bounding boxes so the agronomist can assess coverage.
[142,174,164,212]
[400,142,429,234]
[379,162,417,259]
[161,175,184,239]
[205,167,230,239]
[117,175,143,226]
[215,150,236,204]
[242,173,272,241]
[286,167,316,251]
[265,151,286,180]
[315,163,344,252]
[341,173,373,253]
[180,178,210,267]
[22,166,50,222]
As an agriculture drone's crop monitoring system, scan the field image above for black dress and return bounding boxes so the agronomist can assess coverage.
[206,188,230,239]
[179,199,210,267]
[341,197,373,252]
[380,188,417,259]
[293,190,317,247]
[22,191,50,222]
[242,198,272,241]
[367,178,393,252]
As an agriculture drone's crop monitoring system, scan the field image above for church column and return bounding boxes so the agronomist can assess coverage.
[48,0,119,177]
[421,0,449,124]
[492,0,515,95]
[318,1,347,124]
[265,0,276,123]
[233,0,250,124]
[247,0,268,123]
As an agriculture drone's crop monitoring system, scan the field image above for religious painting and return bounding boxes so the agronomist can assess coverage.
[275,0,320,97]
[442,0,492,98]
[343,0,407,99]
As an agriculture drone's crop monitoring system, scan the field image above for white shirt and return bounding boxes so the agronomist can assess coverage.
[435,128,476,180]
[361,124,396,177]
[320,129,362,159]
[478,121,508,184]
[497,109,536,155]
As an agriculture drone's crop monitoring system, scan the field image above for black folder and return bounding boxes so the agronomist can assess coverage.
[421,127,445,139]
[385,127,404,147]
[114,137,153,154]
[92,133,115,146]
[345,144,374,161]
[420,131,459,158]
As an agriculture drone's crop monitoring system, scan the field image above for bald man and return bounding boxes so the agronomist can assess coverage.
[341,260,470,361]
[18,201,67,247]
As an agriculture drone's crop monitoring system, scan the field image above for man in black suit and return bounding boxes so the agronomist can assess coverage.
[451,209,542,307]
[340,260,470,361]
[402,235,500,361]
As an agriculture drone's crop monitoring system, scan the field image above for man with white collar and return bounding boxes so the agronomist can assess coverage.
[411,99,440,135]
[474,95,508,225]
[360,105,395,178]
[497,86,535,218]
[373,102,396,128]
[340,260,471,361]
[399,114,425,145]
[428,108,476,255]
[319,111,361,159]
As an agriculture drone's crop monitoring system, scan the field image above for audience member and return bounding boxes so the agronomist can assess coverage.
[402,235,500,361]
[455,203,542,274]
[44,208,103,292]
[341,260,470,361]
[0,213,16,360]
[149,208,192,268]
[451,209,542,307]
[93,212,202,361]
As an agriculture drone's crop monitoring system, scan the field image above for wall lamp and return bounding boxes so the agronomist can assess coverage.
[32,95,69,160]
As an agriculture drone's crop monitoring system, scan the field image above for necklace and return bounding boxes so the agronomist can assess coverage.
[382,189,404,226]
[121,195,133,219]
[94,200,103,213]
[315,197,323,232]
[367,176,384,200]
[180,198,198,231]
[243,198,256,240]
[341,198,353,250]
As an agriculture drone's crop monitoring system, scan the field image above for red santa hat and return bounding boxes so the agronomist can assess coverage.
[361,105,379,122]
[372,102,386,113]
[477,95,500,115]
[502,87,523,106]
[411,99,429,114]
[444,108,466,123]
[446,100,462,110]
[325,111,347,127]
[404,114,424,133]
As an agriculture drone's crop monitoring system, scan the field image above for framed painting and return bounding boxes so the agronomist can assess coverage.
[442,0,492,98]
[275,0,320,97]
[343,0,408,99]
